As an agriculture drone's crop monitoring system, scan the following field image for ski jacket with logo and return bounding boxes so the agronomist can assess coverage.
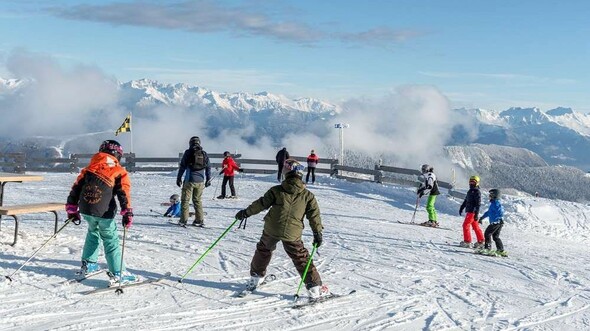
[417,171,440,196]
[460,186,481,215]
[306,154,319,168]
[177,146,211,184]
[243,176,322,242]
[67,152,132,219]
[481,199,504,224]
[221,157,240,177]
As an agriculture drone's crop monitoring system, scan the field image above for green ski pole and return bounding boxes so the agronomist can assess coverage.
[293,243,318,302]
[178,218,239,283]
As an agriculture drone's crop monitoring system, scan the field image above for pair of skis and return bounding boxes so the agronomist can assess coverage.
[62,270,171,295]
[234,274,356,308]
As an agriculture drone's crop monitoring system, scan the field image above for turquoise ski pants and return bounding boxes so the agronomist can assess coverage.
[426,195,438,221]
[81,214,124,274]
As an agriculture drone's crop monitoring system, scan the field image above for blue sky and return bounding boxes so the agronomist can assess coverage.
[1,0,588,111]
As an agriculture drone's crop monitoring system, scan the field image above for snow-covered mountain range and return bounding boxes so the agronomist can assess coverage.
[2,77,590,201]
[448,106,590,171]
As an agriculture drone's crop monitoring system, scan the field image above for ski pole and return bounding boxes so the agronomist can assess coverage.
[115,226,127,295]
[410,196,420,224]
[212,173,222,199]
[178,218,239,283]
[293,243,318,302]
[5,218,74,282]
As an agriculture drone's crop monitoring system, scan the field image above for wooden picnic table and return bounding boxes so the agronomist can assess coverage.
[0,173,44,206]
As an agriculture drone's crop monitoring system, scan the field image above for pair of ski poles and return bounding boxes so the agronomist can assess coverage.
[177,217,320,303]
[5,217,131,291]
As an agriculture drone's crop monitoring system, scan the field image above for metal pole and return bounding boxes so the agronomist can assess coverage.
[178,218,239,283]
[5,218,74,282]
[339,127,344,166]
[294,243,318,302]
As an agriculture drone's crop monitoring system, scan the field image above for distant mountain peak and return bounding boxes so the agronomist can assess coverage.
[546,107,574,116]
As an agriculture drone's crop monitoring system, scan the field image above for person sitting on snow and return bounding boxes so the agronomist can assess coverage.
[164,194,181,217]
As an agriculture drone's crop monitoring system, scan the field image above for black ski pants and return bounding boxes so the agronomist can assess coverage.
[306,167,316,184]
[221,175,236,197]
[484,221,504,251]
[277,163,284,182]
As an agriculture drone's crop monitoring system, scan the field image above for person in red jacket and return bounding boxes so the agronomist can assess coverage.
[217,151,243,199]
[306,150,319,184]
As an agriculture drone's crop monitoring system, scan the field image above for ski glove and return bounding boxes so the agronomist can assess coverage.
[474,215,481,224]
[313,232,323,248]
[235,209,249,221]
[238,169,244,173]
[65,204,81,222]
[176,178,182,187]
[121,209,134,229]
[205,179,211,188]
[459,206,464,216]
[219,171,224,176]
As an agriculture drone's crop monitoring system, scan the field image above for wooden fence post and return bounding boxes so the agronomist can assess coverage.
[374,164,382,183]
[126,153,136,172]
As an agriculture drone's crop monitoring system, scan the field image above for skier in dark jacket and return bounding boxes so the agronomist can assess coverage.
[275,147,289,182]
[176,136,211,226]
[479,188,507,257]
[66,140,138,285]
[417,164,440,227]
[234,159,329,299]
[459,175,484,248]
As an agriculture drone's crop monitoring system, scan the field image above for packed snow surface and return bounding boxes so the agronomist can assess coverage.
[1,172,589,330]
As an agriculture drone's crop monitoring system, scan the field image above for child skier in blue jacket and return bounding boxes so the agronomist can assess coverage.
[479,188,507,257]
[164,194,181,217]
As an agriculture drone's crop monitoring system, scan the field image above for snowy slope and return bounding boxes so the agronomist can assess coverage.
[1,173,590,330]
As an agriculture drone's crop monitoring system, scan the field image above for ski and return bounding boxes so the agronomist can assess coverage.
[61,269,105,285]
[82,272,171,295]
[292,290,357,309]
[235,274,277,298]
[474,249,508,258]
[395,221,451,231]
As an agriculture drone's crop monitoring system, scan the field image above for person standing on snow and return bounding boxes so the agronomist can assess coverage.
[217,151,243,199]
[459,175,484,248]
[176,136,211,227]
[479,188,507,257]
[66,140,138,285]
[275,147,290,182]
[234,159,330,299]
[164,194,181,217]
[417,164,440,227]
[306,149,319,184]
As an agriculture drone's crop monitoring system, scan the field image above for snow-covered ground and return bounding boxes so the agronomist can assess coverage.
[1,172,589,330]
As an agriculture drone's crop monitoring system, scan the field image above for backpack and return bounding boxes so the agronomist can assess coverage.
[187,146,206,170]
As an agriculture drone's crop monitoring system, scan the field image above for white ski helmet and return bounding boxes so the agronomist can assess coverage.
[420,164,433,174]
[170,194,180,204]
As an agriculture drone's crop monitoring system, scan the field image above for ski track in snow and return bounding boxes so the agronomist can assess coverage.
[1,173,590,330]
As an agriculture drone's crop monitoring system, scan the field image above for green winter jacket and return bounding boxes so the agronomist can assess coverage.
[244,176,322,242]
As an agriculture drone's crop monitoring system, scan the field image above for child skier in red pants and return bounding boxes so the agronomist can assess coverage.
[459,175,484,248]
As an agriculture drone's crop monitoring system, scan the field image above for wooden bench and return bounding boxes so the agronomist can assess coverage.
[0,203,63,246]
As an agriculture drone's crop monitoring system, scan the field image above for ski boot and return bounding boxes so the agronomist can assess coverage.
[245,274,266,291]
[192,220,204,227]
[77,260,101,275]
[496,250,508,257]
[459,241,472,248]
[217,195,226,199]
[307,284,331,300]
[473,241,485,249]
[108,271,141,286]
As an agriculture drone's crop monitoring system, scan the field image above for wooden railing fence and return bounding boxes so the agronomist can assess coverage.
[0,152,465,199]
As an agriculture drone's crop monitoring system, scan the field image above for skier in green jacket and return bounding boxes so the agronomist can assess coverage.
[235,159,329,299]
